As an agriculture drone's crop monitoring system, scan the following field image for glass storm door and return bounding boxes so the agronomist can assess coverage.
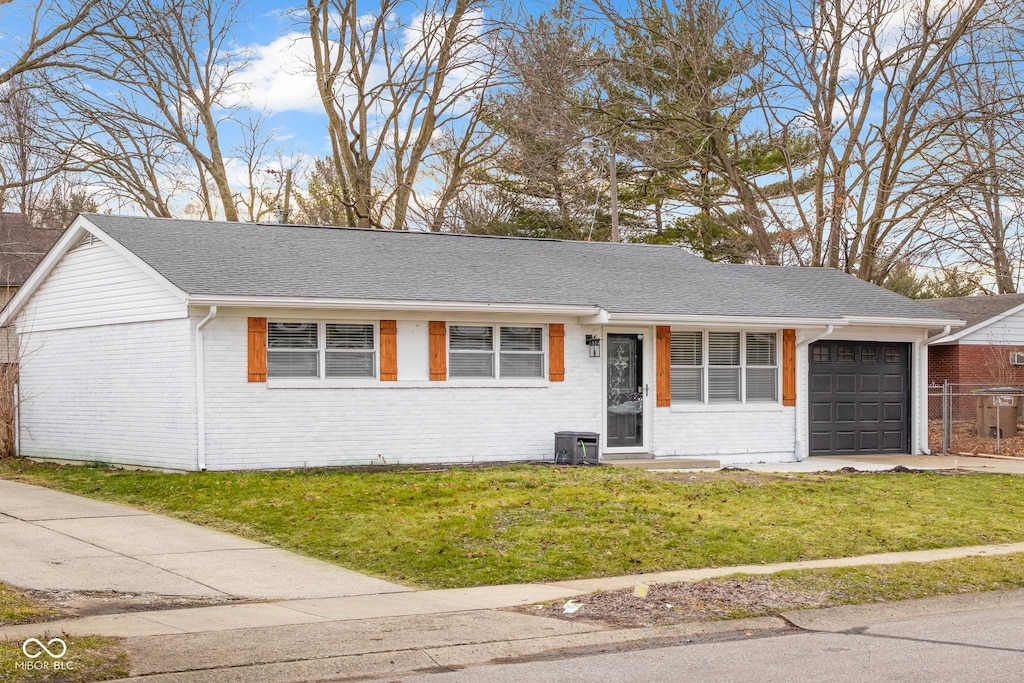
[607,333,644,448]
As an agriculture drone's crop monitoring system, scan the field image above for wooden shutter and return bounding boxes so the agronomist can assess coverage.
[247,317,267,382]
[548,324,565,381]
[656,326,671,407]
[428,321,447,381]
[782,328,796,406]
[379,320,398,381]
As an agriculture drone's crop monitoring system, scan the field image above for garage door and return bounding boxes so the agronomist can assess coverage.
[808,341,910,455]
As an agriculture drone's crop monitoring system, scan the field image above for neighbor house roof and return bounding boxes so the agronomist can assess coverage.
[925,293,1024,344]
[0,213,63,287]
[4,214,965,327]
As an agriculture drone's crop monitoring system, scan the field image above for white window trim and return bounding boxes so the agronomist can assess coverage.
[669,329,780,406]
[267,319,378,381]
[447,323,548,380]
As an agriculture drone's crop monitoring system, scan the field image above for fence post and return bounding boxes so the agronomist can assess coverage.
[942,380,950,455]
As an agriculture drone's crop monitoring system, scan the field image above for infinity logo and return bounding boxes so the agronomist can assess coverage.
[21,637,67,659]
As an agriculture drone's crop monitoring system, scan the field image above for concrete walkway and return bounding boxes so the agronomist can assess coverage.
[0,478,407,600]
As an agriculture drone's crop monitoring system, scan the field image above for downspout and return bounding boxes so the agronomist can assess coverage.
[794,324,835,461]
[919,325,951,454]
[195,306,217,471]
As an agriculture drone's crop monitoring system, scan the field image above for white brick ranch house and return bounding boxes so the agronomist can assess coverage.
[1,214,961,471]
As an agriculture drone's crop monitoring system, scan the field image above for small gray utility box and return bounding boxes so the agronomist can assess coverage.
[554,431,600,465]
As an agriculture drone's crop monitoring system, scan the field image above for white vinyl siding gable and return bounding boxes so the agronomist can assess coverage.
[19,237,186,332]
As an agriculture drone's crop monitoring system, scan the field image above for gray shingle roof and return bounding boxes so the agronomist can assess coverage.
[924,294,1024,331]
[83,214,958,322]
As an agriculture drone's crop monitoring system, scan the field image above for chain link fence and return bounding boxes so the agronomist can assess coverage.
[928,382,1024,456]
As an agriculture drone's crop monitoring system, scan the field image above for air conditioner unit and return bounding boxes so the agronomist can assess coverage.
[1010,352,1024,366]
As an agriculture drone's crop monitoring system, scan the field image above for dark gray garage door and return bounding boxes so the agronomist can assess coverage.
[808,341,910,455]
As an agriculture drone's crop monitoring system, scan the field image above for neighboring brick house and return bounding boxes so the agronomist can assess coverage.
[927,294,1024,388]
[0,214,960,470]
[0,213,64,364]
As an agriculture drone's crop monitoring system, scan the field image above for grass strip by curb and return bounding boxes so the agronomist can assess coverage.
[0,584,57,627]
[0,635,128,682]
[527,552,1024,627]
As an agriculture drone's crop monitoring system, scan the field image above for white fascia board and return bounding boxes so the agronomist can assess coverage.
[0,215,188,328]
[928,303,1024,345]
[597,312,845,328]
[185,294,604,317]
[841,315,966,329]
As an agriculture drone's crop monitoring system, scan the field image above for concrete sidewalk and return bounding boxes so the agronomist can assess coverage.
[0,479,407,600]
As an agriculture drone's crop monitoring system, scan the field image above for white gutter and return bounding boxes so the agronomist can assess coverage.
[841,316,966,328]
[185,295,602,317]
[924,325,952,345]
[592,312,845,328]
[195,306,217,471]
[793,324,835,461]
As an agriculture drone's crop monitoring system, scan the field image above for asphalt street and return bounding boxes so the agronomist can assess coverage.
[378,602,1024,683]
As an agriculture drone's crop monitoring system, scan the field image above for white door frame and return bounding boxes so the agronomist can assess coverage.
[602,326,653,455]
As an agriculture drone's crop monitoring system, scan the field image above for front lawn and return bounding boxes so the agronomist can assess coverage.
[2,460,1024,589]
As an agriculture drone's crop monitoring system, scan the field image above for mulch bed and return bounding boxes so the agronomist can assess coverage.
[515,579,832,628]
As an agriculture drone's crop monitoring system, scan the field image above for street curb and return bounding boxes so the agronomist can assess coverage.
[110,617,788,682]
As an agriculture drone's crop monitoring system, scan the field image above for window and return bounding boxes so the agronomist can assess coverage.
[267,321,375,379]
[449,325,545,379]
[326,324,375,378]
[745,333,778,402]
[861,347,878,363]
[669,330,780,404]
[268,322,319,378]
[812,346,830,363]
[837,345,855,362]
[885,345,902,363]
[669,331,702,402]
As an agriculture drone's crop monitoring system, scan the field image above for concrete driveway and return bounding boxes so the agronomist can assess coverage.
[0,479,408,600]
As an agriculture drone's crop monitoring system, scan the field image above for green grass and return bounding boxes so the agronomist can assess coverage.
[4,460,1024,588]
[769,553,1024,604]
[0,636,128,682]
[0,584,56,626]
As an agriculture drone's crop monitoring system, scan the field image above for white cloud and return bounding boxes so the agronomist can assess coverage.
[231,32,323,114]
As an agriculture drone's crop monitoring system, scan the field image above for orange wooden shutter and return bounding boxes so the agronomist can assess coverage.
[428,321,447,381]
[656,326,671,407]
[247,317,267,382]
[548,324,565,381]
[379,320,398,381]
[782,329,796,406]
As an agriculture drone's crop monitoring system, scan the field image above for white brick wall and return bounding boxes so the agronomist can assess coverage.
[18,319,197,469]
[652,405,797,464]
[200,314,606,469]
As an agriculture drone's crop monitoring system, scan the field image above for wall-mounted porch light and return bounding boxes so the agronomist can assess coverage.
[585,334,601,358]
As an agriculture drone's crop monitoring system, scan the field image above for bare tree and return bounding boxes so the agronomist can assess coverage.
[756,0,1010,282]
[306,0,506,230]
[926,26,1024,293]
[52,0,254,221]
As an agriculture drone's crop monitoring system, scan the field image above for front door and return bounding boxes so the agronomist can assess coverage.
[607,333,644,448]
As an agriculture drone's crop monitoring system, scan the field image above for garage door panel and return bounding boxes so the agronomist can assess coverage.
[835,402,856,422]
[883,431,905,449]
[836,374,857,392]
[810,431,833,452]
[859,374,880,393]
[835,431,856,451]
[808,341,909,455]
[811,373,832,392]
[883,374,904,394]
[883,402,903,421]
